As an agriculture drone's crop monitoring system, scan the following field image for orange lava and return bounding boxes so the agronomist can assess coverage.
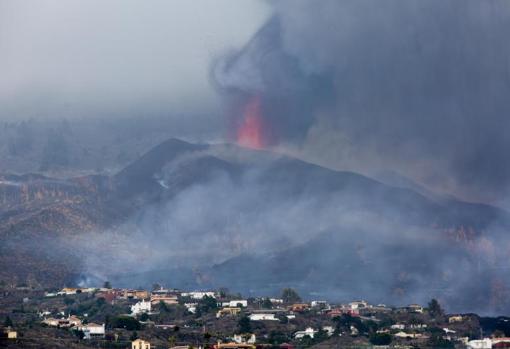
[237,97,264,149]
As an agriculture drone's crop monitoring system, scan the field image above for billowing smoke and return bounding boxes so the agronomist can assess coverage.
[213,0,510,204]
[62,143,510,315]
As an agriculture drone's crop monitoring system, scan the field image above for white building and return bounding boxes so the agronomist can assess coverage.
[228,300,248,308]
[249,313,278,321]
[322,326,335,336]
[270,298,284,304]
[184,303,197,314]
[295,327,317,339]
[79,323,105,339]
[391,324,405,330]
[131,299,151,315]
[233,334,256,344]
[467,338,492,349]
[311,301,329,308]
[181,291,216,300]
[348,300,369,310]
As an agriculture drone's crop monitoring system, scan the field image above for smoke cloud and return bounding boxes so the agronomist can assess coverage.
[214,0,510,204]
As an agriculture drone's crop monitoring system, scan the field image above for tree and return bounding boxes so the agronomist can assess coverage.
[197,295,218,314]
[110,316,141,331]
[261,298,273,309]
[428,298,444,317]
[281,288,301,304]
[4,316,13,327]
[370,333,392,345]
[130,331,139,341]
[427,334,454,348]
[238,316,252,333]
[103,281,112,289]
[139,313,149,322]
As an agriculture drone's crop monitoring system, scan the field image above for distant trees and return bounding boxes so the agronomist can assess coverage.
[428,298,444,317]
[261,298,273,309]
[238,316,252,333]
[370,333,392,345]
[40,126,70,170]
[109,316,141,331]
[196,295,218,315]
[281,288,301,304]
[4,316,13,327]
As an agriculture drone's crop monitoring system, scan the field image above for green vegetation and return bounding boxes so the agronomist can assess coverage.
[238,315,252,333]
[281,288,301,304]
[108,316,141,331]
[369,333,392,345]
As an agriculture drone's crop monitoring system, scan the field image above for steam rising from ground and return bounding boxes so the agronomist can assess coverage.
[69,147,510,314]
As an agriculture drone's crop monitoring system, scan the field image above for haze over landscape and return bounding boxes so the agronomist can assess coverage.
[3,0,510,318]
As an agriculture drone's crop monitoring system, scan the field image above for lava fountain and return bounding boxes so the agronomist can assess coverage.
[237,96,265,149]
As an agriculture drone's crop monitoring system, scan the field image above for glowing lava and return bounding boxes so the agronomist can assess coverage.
[237,96,265,149]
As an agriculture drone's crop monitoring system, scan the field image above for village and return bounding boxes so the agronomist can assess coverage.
[0,282,508,349]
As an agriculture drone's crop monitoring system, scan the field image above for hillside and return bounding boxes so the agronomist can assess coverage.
[1,138,509,312]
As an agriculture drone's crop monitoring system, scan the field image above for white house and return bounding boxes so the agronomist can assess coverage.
[348,301,369,310]
[229,300,248,308]
[181,291,215,300]
[311,301,329,308]
[184,303,197,314]
[391,324,405,330]
[270,298,284,304]
[79,323,105,339]
[249,313,278,321]
[322,326,335,336]
[233,334,256,344]
[295,327,317,339]
[131,299,151,315]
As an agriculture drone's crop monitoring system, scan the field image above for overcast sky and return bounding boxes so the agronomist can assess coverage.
[0,0,270,120]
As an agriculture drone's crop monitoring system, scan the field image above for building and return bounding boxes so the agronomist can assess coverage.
[322,326,335,336]
[2,327,17,339]
[184,303,197,313]
[150,294,178,305]
[249,313,278,321]
[449,315,464,323]
[68,315,82,327]
[311,300,329,308]
[78,323,105,339]
[467,338,492,349]
[270,298,284,304]
[217,307,241,318]
[131,299,151,315]
[132,339,151,349]
[294,327,317,339]
[41,318,60,327]
[393,331,428,339]
[407,304,424,313]
[348,300,369,310]
[233,334,256,344]
[228,300,248,308]
[290,303,310,312]
[181,291,216,300]
[213,342,255,349]
[391,324,405,330]
[122,289,149,299]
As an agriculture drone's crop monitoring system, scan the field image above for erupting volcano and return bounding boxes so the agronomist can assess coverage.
[237,96,265,149]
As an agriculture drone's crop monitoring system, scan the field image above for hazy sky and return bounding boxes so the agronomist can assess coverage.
[0,0,270,120]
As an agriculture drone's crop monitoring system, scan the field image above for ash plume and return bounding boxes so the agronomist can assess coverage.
[214,0,510,204]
